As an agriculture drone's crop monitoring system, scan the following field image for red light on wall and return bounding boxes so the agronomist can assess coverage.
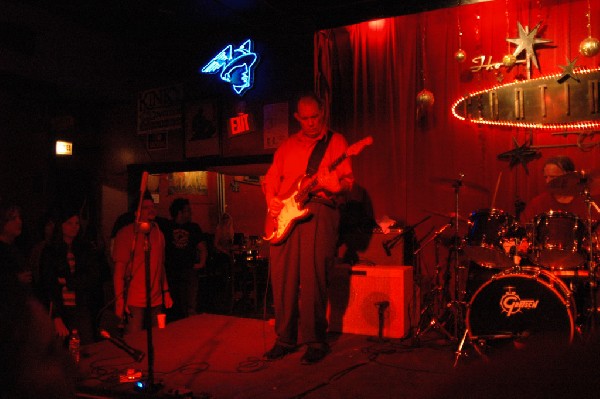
[368,19,386,31]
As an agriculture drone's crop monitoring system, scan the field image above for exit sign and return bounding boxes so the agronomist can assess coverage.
[228,113,254,136]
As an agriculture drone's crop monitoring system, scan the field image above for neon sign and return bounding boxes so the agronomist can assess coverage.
[201,39,258,96]
[451,67,600,131]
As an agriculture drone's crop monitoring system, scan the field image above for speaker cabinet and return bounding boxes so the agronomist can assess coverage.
[328,264,413,339]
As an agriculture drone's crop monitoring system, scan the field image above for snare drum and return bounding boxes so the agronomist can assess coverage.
[465,209,522,269]
[466,267,575,345]
[530,211,587,270]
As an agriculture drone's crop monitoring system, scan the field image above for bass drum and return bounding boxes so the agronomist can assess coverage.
[466,267,575,345]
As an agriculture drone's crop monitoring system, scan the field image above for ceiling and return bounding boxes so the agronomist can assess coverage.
[17,0,466,39]
[1,0,474,105]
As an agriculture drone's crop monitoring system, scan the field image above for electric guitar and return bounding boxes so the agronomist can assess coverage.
[264,136,373,244]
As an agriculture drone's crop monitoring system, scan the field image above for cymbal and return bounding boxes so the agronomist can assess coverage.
[424,209,470,223]
[429,177,490,194]
[547,170,600,196]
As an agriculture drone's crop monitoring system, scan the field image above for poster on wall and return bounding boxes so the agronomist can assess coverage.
[147,132,168,151]
[185,102,220,158]
[168,171,208,195]
[263,102,289,149]
[137,84,183,135]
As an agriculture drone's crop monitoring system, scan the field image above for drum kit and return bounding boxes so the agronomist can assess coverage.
[414,170,600,363]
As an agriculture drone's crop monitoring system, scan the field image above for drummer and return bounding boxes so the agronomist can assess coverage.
[520,156,592,224]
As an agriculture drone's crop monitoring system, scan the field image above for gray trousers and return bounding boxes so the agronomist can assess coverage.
[269,202,339,346]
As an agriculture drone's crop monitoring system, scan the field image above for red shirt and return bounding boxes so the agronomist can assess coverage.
[262,130,354,205]
[112,223,166,308]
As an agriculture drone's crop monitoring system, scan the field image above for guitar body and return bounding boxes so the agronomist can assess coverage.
[263,135,373,245]
[264,175,312,244]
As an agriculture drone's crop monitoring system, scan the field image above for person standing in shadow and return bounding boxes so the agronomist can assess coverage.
[39,207,100,345]
[162,198,207,321]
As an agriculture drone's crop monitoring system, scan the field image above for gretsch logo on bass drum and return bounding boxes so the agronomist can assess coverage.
[500,286,539,316]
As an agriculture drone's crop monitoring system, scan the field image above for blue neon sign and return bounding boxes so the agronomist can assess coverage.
[201,39,258,96]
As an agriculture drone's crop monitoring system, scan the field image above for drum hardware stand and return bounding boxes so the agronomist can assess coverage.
[583,188,600,336]
[413,223,455,343]
[448,173,468,341]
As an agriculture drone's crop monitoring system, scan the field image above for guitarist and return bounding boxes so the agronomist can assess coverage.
[262,92,354,365]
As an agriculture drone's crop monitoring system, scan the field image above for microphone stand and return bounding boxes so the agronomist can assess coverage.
[382,215,432,257]
[139,220,161,393]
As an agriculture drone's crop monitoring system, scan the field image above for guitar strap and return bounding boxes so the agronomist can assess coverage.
[305,130,332,176]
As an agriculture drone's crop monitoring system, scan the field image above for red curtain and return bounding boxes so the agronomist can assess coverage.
[316,0,600,241]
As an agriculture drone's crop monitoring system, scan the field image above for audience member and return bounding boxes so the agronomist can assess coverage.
[28,211,57,299]
[0,201,32,291]
[163,198,207,320]
[39,207,100,344]
[0,254,76,399]
[112,191,172,334]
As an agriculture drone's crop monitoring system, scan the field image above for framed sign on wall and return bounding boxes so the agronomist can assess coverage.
[184,101,220,158]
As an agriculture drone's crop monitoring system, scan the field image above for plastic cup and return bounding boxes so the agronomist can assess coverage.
[157,313,166,329]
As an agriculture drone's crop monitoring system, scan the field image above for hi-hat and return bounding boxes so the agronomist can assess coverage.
[547,170,600,196]
[430,177,490,194]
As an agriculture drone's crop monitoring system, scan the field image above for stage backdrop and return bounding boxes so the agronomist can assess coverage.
[316,0,600,260]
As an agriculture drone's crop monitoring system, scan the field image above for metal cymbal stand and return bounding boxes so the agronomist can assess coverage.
[450,174,467,338]
[449,173,474,366]
[413,222,454,343]
[583,186,600,337]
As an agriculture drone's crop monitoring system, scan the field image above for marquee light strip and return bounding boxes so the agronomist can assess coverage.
[451,67,600,131]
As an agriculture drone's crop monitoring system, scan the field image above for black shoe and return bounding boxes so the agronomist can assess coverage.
[300,345,330,365]
[264,344,296,360]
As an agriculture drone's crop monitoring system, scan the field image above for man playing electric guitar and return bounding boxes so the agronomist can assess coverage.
[261,92,354,365]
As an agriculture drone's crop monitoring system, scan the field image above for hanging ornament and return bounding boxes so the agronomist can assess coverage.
[417,89,435,107]
[502,54,517,67]
[416,89,434,121]
[580,37,600,57]
[506,21,552,79]
[417,21,433,123]
[580,0,600,57]
[455,9,466,63]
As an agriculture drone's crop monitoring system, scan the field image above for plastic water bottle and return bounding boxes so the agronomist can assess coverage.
[69,329,81,364]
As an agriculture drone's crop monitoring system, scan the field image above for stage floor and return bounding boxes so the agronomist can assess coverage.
[76,313,600,399]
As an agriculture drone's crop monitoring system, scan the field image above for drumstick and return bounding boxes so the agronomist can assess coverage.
[490,171,502,210]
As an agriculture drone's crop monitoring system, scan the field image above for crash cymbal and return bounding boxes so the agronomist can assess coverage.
[546,170,600,196]
[424,209,470,223]
[430,177,490,194]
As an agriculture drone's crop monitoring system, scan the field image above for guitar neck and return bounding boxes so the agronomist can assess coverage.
[297,153,349,199]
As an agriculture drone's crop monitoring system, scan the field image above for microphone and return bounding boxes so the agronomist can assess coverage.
[100,330,145,362]
[382,241,392,256]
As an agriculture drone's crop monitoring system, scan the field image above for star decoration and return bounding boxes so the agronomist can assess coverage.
[497,137,542,175]
[506,21,552,79]
[557,57,580,83]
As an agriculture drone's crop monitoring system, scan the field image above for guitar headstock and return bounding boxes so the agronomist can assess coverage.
[346,136,374,157]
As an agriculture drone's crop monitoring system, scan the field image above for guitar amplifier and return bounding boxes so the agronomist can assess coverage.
[328,264,414,339]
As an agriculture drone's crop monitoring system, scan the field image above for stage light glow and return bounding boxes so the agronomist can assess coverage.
[368,19,386,31]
